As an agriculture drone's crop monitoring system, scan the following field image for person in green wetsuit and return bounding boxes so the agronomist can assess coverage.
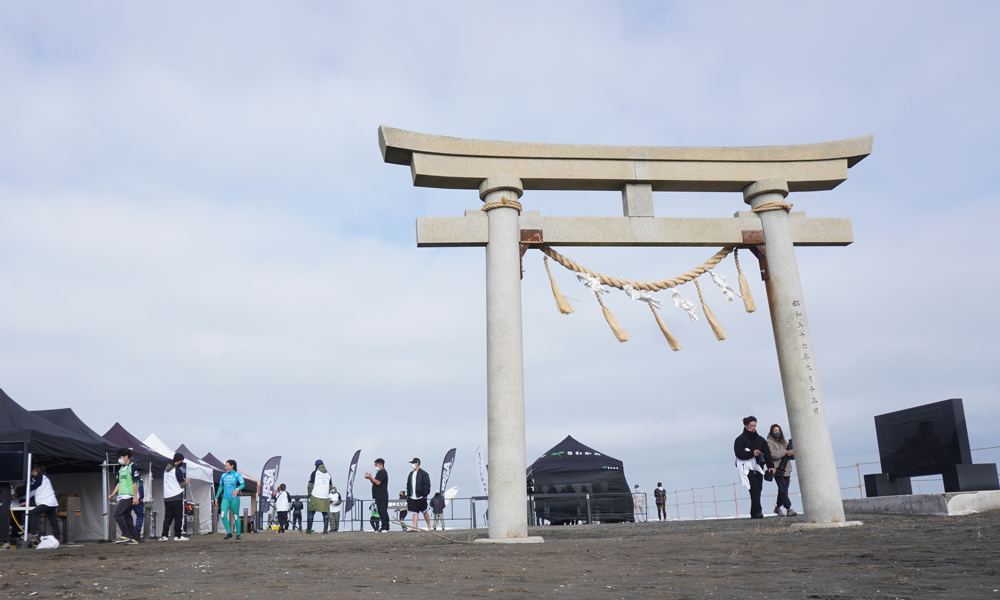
[216,459,245,540]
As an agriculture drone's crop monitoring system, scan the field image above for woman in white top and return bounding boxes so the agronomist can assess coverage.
[24,465,60,540]
[273,484,291,533]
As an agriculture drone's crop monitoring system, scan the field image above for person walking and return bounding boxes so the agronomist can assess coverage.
[406,458,432,531]
[291,497,303,531]
[160,452,190,541]
[734,416,774,519]
[24,465,60,542]
[273,484,291,533]
[328,485,342,532]
[767,424,797,516]
[306,460,333,534]
[364,458,389,532]
[108,448,141,544]
[430,491,446,530]
[653,483,667,521]
[215,459,245,540]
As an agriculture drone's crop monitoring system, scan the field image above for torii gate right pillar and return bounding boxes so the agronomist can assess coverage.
[745,179,857,527]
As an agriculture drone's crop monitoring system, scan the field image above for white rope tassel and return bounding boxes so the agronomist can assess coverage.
[623,283,662,309]
[707,269,742,302]
[671,288,698,323]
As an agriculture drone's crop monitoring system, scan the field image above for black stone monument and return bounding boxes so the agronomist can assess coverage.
[866,398,999,497]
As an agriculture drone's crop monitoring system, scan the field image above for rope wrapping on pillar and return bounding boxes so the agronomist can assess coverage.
[481,196,522,212]
[750,200,793,213]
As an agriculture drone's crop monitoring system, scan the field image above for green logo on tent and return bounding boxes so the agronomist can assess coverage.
[551,451,565,457]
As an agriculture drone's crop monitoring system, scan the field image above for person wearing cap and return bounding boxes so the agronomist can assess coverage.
[306,459,333,534]
[364,459,389,532]
[161,453,191,541]
[328,485,342,532]
[406,458,432,531]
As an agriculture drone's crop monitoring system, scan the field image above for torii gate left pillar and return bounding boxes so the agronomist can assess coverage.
[380,126,873,540]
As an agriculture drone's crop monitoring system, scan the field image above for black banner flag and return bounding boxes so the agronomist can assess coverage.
[258,456,281,514]
[439,448,456,493]
[345,449,361,513]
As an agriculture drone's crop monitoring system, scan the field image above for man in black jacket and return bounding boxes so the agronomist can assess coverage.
[405,458,432,531]
[734,416,774,519]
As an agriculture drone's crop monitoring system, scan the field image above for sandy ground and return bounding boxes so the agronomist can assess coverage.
[2,511,998,599]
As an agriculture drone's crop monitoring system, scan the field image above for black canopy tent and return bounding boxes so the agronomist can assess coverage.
[33,408,119,464]
[527,435,635,524]
[0,389,109,541]
[0,389,106,469]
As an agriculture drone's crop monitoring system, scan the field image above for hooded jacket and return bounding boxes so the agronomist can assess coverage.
[163,462,188,502]
[307,465,332,512]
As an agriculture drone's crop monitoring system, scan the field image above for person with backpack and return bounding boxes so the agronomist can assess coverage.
[273,484,291,533]
[160,452,190,541]
[108,448,141,544]
[767,424,797,516]
[215,459,245,540]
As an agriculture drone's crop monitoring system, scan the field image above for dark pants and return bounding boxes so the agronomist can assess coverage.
[774,475,792,510]
[132,500,145,539]
[656,503,666,520]
[114,499,139,540]
[747,471,763,518]
[292,512,301,530]
[29,504,60,539]
[277,511,288,532]
[162,500,183,538]
[375,497,389,531]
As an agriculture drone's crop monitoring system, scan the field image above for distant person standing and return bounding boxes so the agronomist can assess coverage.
[160,453,190,541]
[406,458,432,531]
[653,483,667,521]
[395,491,409,531]
[23,465,59,542]
[307,460,333,534]
[108,448,141,544]
[215,459,245,540]
[328,485,342,532]
[632,484,647,522]
[291,497,304,531]
[767,424,796,516]
[364,458,389,532]
[430,491,446,530]
[273,484,291,533]
[734,416,774,519]
[131,478,146,541]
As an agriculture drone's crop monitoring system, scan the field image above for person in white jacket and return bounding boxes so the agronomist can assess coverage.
[23,465,59,540]
[273,484,291,533]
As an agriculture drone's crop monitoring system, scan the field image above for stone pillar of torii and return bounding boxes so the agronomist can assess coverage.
[380,126,873,541]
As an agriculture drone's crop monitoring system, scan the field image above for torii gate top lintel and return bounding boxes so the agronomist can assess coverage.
[379,125,873,193]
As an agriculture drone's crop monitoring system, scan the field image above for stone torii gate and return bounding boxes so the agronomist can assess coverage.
[380,126,873,541]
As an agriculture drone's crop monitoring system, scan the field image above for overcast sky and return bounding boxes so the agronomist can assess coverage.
[1,3,998,513]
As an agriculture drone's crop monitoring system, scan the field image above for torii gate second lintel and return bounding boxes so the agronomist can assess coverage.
[380,126,872,540]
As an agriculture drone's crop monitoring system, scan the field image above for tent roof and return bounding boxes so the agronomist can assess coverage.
[176,444,221,472]
[102,422,171,474]
[143,434,215,483]
[527,435,625,477]
[33,408,119,456]
[0,388,106,464]
[201,452,226,471]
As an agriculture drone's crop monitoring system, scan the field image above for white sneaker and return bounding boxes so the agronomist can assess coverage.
[159,536,171,542]
[175,536,189,541]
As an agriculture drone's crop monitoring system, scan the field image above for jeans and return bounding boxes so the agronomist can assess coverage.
[132,500,145,538]
[28,505,60,539]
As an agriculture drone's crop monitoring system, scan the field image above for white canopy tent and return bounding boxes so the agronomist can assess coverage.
[144,434,215,535]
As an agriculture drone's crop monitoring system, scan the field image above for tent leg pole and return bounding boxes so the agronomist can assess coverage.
[23,453,32,542]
